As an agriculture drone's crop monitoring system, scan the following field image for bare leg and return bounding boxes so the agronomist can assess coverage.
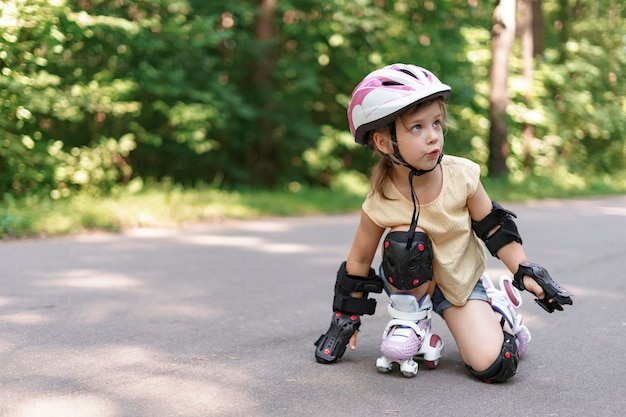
[443,299,504,371]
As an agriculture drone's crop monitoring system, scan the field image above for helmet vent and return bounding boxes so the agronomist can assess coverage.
[382,81,403,86]
[398,68,419,79]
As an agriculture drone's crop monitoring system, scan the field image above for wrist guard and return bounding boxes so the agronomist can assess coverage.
[314,262,383,364]
[513,261,573,313]
[314,312,361,364]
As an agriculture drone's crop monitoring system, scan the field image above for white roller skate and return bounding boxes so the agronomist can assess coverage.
[481,273,532,357]
[375,293,444,378]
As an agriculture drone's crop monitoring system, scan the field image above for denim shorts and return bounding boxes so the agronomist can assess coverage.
[431,278,489,317]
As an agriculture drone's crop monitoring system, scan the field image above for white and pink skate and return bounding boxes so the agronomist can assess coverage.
[481,273,532,357]
[376,294,444,378]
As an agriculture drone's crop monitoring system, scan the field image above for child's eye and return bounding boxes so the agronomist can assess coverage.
[411,124,422,132]
[433,119,441,127]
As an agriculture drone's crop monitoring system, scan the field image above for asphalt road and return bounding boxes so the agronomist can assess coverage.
[1,196,625,417]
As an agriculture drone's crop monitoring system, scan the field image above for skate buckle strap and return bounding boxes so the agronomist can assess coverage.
[386,303,430,322]
[513,261,573,313]
[382,319,427,341]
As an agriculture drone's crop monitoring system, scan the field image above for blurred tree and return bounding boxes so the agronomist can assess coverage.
[0,0,624,200]
[489,0,516,177]
[518,0,537,168]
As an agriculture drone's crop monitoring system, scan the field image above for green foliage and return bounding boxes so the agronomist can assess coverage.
[505,1,626,179]
[1,0,625,204]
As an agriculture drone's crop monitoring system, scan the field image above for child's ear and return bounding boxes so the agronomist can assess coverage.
[372,130,392,155]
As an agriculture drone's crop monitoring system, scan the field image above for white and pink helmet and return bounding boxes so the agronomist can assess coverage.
[347,64,451,145]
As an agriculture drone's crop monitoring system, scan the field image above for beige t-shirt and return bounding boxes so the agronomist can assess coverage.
[362,155,486,306]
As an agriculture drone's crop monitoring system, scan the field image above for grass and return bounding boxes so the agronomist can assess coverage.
[482,173,626,201]
[0,185,365,238]
[1,173,625,239]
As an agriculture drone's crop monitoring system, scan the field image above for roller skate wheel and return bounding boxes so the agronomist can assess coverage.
[376,357,392,374]
[400,360,418,378]
[500,276,522,308]
[515,324,532,358]
[426,334,443,369]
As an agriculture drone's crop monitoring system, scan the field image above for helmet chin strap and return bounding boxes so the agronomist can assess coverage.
[387,121,443,249]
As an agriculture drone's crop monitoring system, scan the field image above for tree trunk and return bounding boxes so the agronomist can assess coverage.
[253,0,277,87]
[556,0,570,64]
[518,0,535,169]
[531,0,543,56]
[251,0,278,185]
[488,0,516,177]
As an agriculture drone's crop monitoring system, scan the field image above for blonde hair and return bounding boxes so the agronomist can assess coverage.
[366,98,448,199]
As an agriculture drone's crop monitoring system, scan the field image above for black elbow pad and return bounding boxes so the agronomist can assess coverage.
[472,201,522,258]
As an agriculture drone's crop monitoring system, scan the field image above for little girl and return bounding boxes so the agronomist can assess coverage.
[314,64,573,382]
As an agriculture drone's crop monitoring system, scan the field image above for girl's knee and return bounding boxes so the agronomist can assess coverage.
[466,331,519,383]
[462,336,503,371]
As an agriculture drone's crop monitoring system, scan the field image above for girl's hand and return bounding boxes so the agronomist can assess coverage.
[515,262,573,312]
[349,330,359,350]
[523,275,545,299]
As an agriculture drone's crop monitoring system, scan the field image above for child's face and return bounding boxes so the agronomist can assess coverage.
[376,100,445,171]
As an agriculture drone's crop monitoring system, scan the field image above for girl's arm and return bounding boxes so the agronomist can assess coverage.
[346,210,386,282]
[467,182,547,299]
[345,210,385,350]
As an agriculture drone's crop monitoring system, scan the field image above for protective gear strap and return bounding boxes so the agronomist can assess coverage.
[333,296,377,316]
[472,201,522,258]
[513,261,573,313]
[332,261,383,316]
[335,262,383,294]
[467,331,518,383]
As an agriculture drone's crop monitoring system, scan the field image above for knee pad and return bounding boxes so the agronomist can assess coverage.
[472,201,522,258]
[467,331,519,383]
[381,230,433,291]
